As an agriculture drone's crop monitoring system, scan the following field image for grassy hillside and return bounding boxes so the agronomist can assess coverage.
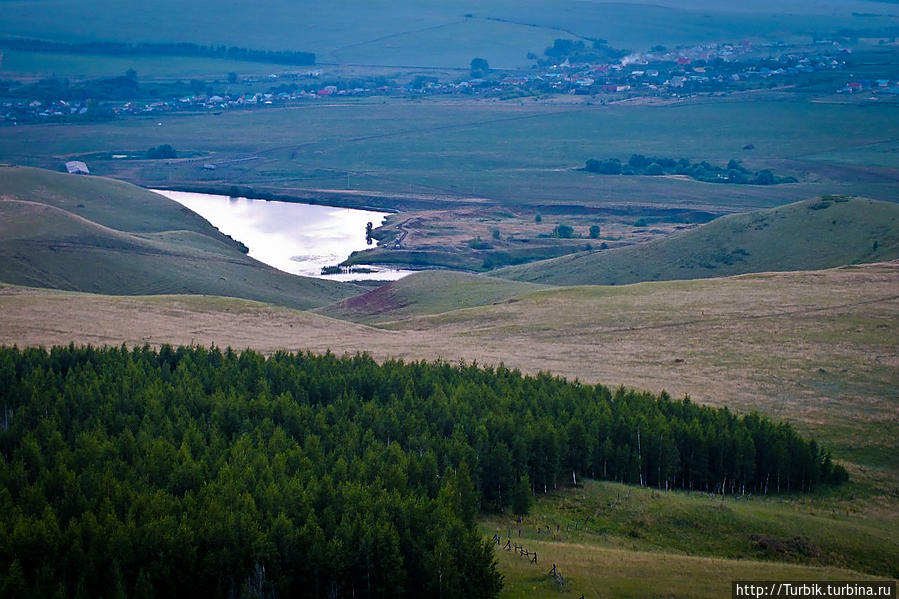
[486,480,896,599]
[0,166,361,309]
[318,270,545,324]
[494,197,899,285]
[0,165,223,235]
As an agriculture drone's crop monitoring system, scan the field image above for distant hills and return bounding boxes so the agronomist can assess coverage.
[0,166,361,310]
[493,197,899,286]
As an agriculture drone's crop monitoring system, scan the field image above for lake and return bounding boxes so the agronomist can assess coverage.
[152,190,413,282]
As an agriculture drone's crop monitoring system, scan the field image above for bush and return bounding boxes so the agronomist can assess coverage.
[553,224,575,238]
[753,169,775,185]
[470,57,489,78]
[628,154,650,169]
[598,159,622,175]
[467,236,492,250]
[146,144,177,159]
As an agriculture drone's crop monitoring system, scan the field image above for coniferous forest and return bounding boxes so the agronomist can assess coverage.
[0,345,847,598]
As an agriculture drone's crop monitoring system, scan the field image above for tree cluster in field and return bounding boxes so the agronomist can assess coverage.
[537,38,629,65]
[470,58,490,79]
[146,144,177,160]
[537,224,600,240]
[0,38,315,66]
[584,154,798,185]
[0,346,845,598]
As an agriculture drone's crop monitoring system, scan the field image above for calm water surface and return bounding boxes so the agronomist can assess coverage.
[153,190,413,282]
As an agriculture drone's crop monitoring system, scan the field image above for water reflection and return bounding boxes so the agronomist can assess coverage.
[152,190,413,281]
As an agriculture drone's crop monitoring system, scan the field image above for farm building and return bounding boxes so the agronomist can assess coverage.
[64,161,90,175]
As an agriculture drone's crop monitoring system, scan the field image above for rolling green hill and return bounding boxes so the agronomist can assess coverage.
[318,270,546,324]
[0,165,222,235]
[493,197,899,286]
[0,166,361,309]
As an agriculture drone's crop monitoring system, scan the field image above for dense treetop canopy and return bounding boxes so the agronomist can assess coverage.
[0,345,844,598]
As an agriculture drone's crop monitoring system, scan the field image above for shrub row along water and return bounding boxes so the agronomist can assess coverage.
[0,345,846,598]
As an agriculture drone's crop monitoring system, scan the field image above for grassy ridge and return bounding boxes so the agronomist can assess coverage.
[0,165,222,235]
[0,166,361,309]
[318,270,546,324]
[493,197,899,285]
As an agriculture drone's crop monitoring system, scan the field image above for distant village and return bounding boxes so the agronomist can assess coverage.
[2,40,898,125]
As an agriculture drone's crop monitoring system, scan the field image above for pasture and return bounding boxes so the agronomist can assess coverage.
[486,480,896,598]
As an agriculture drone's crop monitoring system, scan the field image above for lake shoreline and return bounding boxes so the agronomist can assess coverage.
[146,182,482,213]
[151,189,416,282]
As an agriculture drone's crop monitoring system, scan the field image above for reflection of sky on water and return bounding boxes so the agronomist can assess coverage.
[152,190,413,281]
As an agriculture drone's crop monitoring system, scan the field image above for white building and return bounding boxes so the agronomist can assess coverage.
[65,161,90,175]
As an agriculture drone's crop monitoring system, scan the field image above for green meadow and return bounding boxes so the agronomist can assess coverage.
[486,480,896,599]
[3,96,898,215]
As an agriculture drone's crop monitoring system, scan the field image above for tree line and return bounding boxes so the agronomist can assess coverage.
[8,74,139,103]
[0,38,315,66]
[540,38,629,65]
[585,154,798,185]
[0,345,845,597]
